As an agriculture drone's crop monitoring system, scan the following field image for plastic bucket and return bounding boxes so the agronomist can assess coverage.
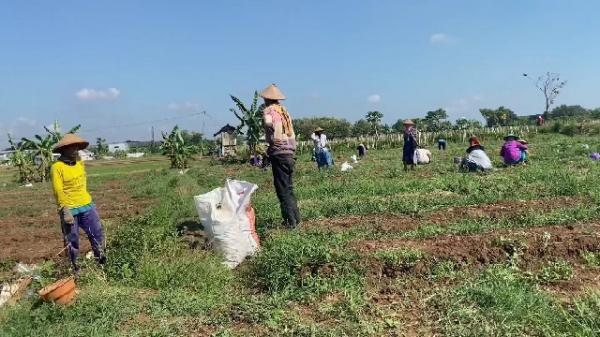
[38,276,76,305]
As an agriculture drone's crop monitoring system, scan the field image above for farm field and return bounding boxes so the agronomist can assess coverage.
[1,134,600,336]
[0,158,164,266]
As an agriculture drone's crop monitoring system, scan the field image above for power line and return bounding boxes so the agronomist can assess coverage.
[80,111,207,133]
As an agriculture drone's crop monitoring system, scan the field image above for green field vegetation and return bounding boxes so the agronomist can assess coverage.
[1,133,600,336]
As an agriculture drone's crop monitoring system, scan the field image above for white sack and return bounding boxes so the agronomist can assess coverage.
[341,161,353,172]
[194,179,259,268]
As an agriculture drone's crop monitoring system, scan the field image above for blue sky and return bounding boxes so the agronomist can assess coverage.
[1,0,599,146]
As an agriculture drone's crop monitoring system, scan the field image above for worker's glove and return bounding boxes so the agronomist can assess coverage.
[60,207,74,225]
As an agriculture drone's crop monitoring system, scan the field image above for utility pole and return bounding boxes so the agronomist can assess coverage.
[151,126,155,152]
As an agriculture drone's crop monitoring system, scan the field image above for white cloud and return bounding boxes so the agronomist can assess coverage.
[429,33,457,45]
[167,101,200,112]
[75,88,120,101]
[367,94,381,103]
[17,117,37,127]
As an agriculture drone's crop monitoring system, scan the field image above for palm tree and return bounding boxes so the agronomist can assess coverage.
[230,91,263,157]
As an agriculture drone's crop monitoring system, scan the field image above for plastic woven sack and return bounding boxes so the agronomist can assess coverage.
[194,179,259,268]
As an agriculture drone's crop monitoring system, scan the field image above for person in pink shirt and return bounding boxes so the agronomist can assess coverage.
[500,134,528,165]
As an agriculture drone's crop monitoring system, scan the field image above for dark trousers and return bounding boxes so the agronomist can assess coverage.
[61,207,105,269]
[438,141,447,151]
[270,153,301,228]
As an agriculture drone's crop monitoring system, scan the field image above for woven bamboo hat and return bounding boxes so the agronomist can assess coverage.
[314,127,325,132]
[260,83,286,100]
[402,119,415,126]
[53,133,89,153]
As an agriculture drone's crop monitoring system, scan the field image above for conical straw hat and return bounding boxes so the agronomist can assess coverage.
[53,133,89,152]
[314,127,325,132]
[402,119,415,125]
[260,83,286,100]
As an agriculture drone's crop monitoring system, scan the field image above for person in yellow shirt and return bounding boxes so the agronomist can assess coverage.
[51,133,106,271]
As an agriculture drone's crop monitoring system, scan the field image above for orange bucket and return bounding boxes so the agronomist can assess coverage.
[38,276,76,305]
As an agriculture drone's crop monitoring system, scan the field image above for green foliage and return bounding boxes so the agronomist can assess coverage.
[539,119,600,137]
[160,125,196,169]
[429,260,465,280]
[441,265,600,337]
[581,251,600,267]
[480,106,518,127]
[3,133,600,336]
[550,104,589,118]
[94,137,109,157]
[7,134,36,183]
[455,117,483,130]
[230,91,263,155]
[365,111,384,137]
[137,250,232,292]
[537,260,574,283]
[294,117,353,140]
[352,119,373,136]
[375,248,424,268]
[249,230,363,299]
[179,130,214,155]
[0,284,145,337]
[112,149,127,159]
[419,108,449,132]
[18,121,81,182]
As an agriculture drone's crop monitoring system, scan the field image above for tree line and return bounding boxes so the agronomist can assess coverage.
[291,104,600,140]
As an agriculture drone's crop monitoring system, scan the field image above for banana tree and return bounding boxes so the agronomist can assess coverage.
[95,138,109,157]
[20,121,81,182]
[230,91,263,157]
[7,134,36,183]
[160,125,196,169]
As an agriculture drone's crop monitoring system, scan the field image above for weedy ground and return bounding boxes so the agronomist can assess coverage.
[1,134,600,336]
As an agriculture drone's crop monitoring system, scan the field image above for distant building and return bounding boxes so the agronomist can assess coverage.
[0,150,14,163]
[214,124,237,157]
[108,142,129,153]
[79,150,95,161]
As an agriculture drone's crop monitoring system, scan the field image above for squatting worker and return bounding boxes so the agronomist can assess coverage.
[51,133,106,272]
[260,83,301,228]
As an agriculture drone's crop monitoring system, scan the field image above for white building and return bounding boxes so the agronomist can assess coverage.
[79,150,95,161]
[108,142,129,153]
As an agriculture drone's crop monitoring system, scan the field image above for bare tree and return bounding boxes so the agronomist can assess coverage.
[535,72,567,118]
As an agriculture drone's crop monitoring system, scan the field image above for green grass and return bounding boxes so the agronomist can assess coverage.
[441,265,600,337]
[2,133,600,336]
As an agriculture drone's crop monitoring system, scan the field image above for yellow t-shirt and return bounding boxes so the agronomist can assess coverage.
[51,160,92,208]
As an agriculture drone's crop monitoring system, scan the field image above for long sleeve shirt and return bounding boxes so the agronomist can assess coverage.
[51,160,92,209]
[467,149,493,170]
[500,141,528,163]
[311,133,327,150]
[262,103,296,156]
